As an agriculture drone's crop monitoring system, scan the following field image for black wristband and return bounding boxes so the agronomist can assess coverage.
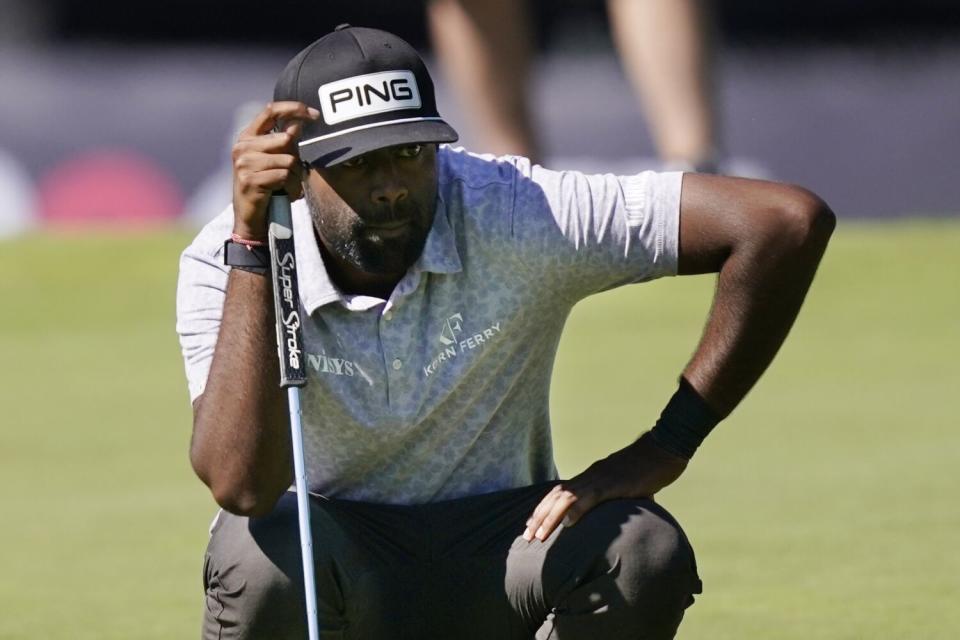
[648,378,721,460]
[224,239,270,275]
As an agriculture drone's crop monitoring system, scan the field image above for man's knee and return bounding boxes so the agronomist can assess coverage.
[531,500,701,639]
[606,500,701,621]
[202,494,346,639]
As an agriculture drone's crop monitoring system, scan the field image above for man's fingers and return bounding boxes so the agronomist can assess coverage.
[522,486,559,541]
[235,152,300,193]
[240,101,320,139]
[235,149,299,174]
[534,490,579,540]
[523,485,589,542]
[237,168,294,194]
[282,119,304,140]
[234,131,298,156]
[244,101,320,137]
[230,102,317,234]
[529,485,560,518]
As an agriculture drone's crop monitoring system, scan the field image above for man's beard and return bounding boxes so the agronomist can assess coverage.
[304,185,432,276]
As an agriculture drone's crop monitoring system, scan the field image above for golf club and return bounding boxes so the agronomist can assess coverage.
[268,191,319,640]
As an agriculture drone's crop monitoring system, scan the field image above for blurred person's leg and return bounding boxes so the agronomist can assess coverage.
[607,0,719,172]
[427,0,540,161]
[0,150,35,238]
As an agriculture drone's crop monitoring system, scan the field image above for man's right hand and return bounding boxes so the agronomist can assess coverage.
[231,101,320,240]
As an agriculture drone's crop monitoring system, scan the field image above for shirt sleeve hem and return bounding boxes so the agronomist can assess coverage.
[624,171,682,277]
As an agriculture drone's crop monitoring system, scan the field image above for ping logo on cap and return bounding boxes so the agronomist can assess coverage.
[319,70,422,125]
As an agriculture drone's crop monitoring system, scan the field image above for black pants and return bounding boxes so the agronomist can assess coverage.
[201,483,702,639]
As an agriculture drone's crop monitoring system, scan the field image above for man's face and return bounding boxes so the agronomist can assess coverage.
[303,143,438,277]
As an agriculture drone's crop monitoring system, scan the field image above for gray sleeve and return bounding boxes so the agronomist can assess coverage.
[509,160,682,302]
[175,208,233,402]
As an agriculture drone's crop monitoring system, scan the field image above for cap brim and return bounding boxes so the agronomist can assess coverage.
[299,119,459,167]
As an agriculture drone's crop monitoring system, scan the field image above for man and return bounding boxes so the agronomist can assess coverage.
[177,25,834,639]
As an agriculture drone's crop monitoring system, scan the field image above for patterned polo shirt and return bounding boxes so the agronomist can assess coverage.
[176,146,682,504]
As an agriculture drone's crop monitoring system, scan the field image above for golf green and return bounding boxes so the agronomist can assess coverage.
[1,219,956,638]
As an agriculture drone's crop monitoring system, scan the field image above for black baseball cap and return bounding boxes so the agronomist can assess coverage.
[274,24,458,167]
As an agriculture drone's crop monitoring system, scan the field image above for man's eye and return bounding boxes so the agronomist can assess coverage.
[397,144,423,159]
[341,155,367,169]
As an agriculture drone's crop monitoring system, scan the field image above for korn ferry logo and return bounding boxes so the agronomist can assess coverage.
[439,313,464,346]
[319,70,421,125]
[424,313,503,378]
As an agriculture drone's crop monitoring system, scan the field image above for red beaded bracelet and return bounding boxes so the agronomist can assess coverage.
[230,232,267,250]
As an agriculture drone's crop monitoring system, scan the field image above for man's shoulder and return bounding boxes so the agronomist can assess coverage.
[182,205,234,261]
[437,145,533,193]
[178,204,234,282]
[435,146,541,237]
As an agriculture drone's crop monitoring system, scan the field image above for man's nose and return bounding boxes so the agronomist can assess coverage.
[371,172,408,209]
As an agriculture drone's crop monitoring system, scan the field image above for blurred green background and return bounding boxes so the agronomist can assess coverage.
[1,219,957,639]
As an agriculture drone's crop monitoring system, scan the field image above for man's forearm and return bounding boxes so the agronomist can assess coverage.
[191,269,292,516]
[682,194,835,417]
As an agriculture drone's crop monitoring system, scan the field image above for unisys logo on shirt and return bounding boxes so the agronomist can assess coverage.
[319,71,422,125]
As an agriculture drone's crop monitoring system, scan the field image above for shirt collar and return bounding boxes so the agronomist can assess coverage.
[411,190,462,276]
[292,193,462,316]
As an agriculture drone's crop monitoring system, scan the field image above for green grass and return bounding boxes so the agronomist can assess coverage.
[1,219,958,638]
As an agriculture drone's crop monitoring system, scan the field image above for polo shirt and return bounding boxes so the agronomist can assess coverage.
[177,146,682,504]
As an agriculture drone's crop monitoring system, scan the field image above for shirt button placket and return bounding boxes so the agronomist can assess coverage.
[380,306,406,405]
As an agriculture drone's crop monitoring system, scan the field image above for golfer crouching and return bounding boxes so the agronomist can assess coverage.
[176,25,834,639]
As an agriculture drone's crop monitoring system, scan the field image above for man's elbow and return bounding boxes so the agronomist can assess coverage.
[190,444,284,518]
[773,186,837,252]
[210,484,283,518]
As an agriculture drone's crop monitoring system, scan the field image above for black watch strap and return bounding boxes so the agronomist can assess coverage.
[224,239,270,274]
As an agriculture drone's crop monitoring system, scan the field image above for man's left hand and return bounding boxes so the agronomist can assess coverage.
[522,432,688,542]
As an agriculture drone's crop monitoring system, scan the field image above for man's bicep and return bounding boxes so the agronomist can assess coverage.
[678,173,807,275]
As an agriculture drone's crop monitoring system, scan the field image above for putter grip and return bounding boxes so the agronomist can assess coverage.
[267,193,308,388]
